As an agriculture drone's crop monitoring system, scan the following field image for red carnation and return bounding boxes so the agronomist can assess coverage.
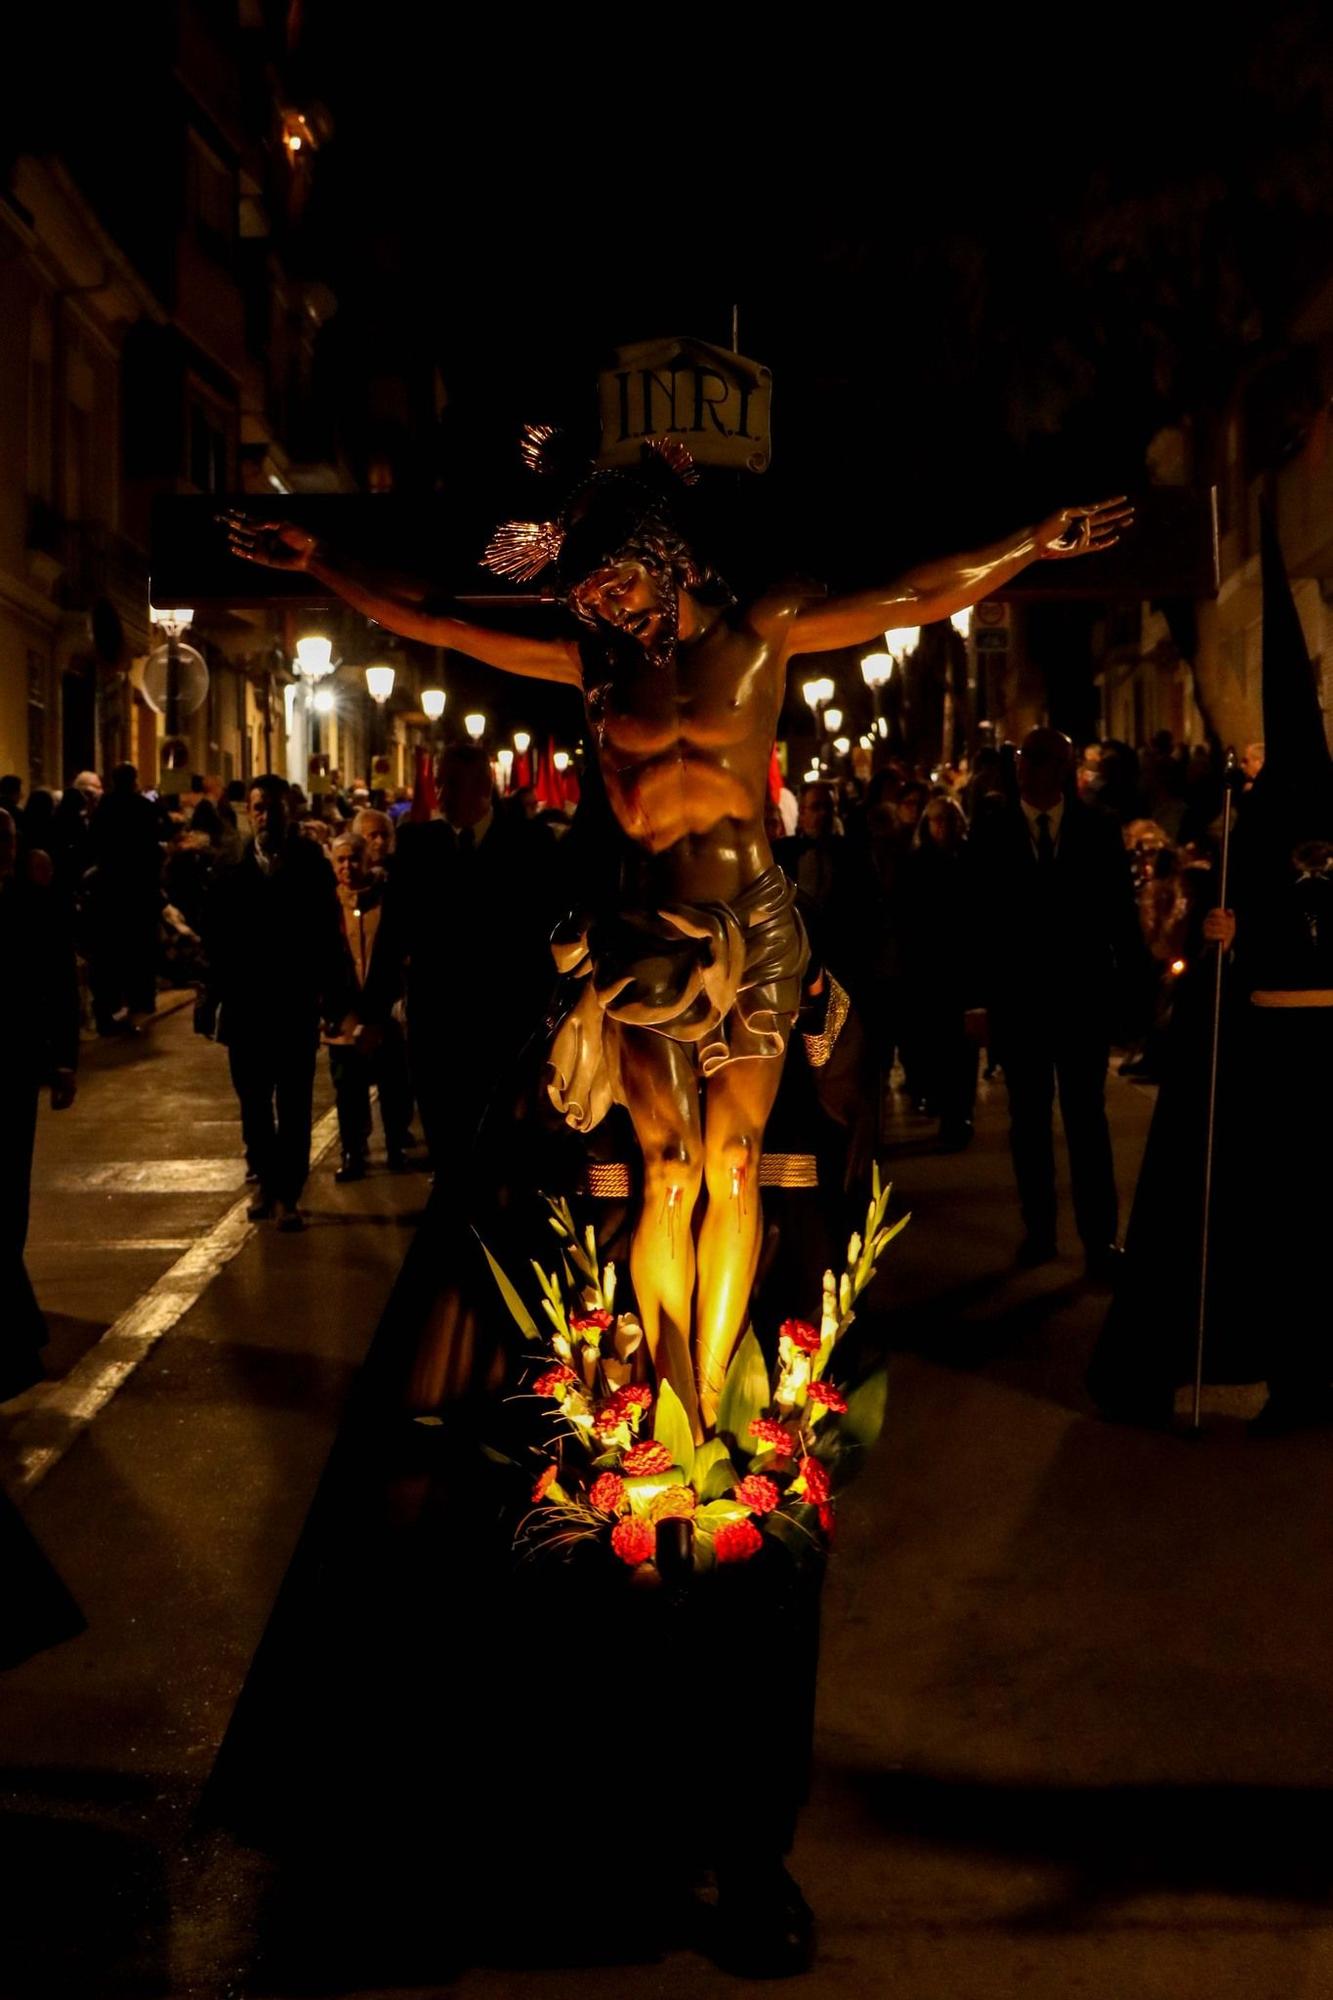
[531,1463,558,1502]
[799,1455,832,1504]
[570,1309,613,1333]
[780,1318,822,1355]
[735,1474,781,1515]
[589,1472,626,1513]
[806,1380,848,1413]
[617,1383,654,1413]
[611,1518,655,1566]
[748,1418,796,1457]
[592,1400,626,1435]
[532,1364,578,1397]
[715,1520,764,1563]
[621,1439,674,1476]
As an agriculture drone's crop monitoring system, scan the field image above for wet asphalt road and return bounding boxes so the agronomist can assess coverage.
[5,1020,1333,2000]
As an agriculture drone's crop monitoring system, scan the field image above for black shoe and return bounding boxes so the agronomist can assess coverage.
[1083,1244,1122,1287]
[246,1195,274,1221]
[275,1203,306,1233]
[334,1153,366,1184]
[938,1120,974,1151]
[1249,1391,1333,1438]
[1095,1395,1175,1432]
[385,1146,410,1172]
[1015,1234,1058,1268]
[713,1863,815,1979]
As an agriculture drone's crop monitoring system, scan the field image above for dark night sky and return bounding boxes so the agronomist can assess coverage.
[291,3,1333,578]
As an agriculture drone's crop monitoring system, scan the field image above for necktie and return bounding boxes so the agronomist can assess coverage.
[1036,812,1055,869]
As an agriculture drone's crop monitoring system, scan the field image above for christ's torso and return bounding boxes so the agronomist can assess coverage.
[581,599,789,906]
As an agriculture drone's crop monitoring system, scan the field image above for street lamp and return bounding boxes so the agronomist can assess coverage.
[823,706,843,735]
[949,608,973,640]
[146,605,207,785]
[313,687,336,716]
[365,663,396,782]
[464,712,487,741]
[295,634,336,681]
[801,677,834,713]
[513,729,531,757]
[553,750,570,773]
[495,747,514,790]
[833,735,851,756]
[421,687,446,722]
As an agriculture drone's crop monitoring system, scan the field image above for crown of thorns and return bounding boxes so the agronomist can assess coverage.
[482,429,700,591]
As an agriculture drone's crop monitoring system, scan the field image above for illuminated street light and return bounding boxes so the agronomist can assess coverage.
[313,688,336,715]
[495,748,514,788]
[861,652,893,689]
[464,712,487,741]
[801,677,835,711]
[513,730,531,757]
[149,606,194,636]
[823,706,843,735]
[294,635,335,680]
[950,607,973,640]
[553,750,570,773]
[884,627,918,665]
[834,736,851,756]
[421,687,446,722]
[365,664,396,704]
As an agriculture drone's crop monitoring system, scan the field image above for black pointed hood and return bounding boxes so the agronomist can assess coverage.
[1249,502,1333,846]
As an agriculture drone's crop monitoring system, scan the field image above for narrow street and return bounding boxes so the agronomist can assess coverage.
[5,1025,1333,2000]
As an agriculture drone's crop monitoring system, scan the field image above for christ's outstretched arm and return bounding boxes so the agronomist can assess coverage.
[222,516,583,687]
[783,496,1133,657]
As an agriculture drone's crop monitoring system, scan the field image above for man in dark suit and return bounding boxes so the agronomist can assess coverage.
[968,728,1144,1280]
[0,807,79,1400]
[199,776,352,1232]
[363,743,559,1197]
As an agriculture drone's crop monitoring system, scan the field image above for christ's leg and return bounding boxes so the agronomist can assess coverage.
[697,1052,786,1432]
[617,1026,704,1439]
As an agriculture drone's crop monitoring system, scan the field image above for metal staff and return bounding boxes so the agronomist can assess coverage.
[1191,754,1239,1430]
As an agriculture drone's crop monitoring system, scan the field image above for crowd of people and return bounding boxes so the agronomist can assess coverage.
[0,723,1244,1408]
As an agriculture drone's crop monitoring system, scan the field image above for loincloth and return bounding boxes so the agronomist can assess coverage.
[545,863,810,1133]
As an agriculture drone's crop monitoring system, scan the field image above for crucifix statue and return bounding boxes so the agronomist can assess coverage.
[227,453,1129,1438]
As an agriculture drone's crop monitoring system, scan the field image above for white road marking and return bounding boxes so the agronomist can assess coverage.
[36,1239,196,1254]
[8,1106,342,1496]
[44,1159,249,1194]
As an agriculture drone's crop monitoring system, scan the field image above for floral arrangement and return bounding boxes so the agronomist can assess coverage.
[480,1167,906,1574]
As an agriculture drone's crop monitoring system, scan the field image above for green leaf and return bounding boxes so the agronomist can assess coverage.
[715,1328,771,1454]
[653,1380,696,1482]
[692,1437,737,1502]
[478,1442,517,1466]
[475,1232,542,1341]
[625,1472,682,1517]
[412,1414,444,1428]
[695,1498,752,1529]
[840,1367,889,1449]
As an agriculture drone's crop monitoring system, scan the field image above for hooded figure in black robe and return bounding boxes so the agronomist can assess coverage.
[1089,504,1333,1427]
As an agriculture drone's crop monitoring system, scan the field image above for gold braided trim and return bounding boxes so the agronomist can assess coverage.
[802,974,851,1070]
[757,1152,819,1188]
[1251,989,1333,1009]
[578,1153,820,1197]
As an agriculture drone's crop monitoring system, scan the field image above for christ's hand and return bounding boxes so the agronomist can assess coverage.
[221,512,318,572]
[1034,496,1134,561]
